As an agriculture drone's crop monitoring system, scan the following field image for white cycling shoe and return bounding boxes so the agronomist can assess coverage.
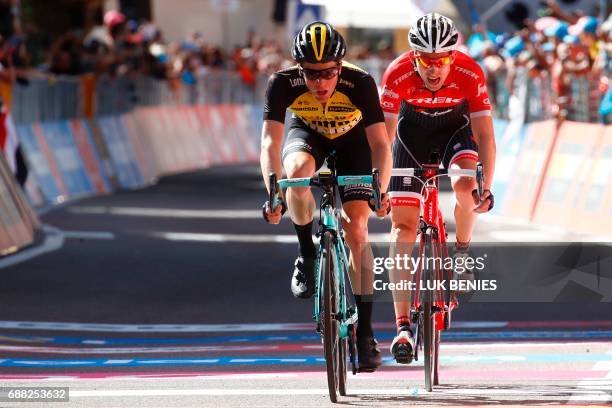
[390,329,415,364]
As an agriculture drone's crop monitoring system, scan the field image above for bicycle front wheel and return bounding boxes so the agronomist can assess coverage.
[422,234,437,392]
[320,231,342,402]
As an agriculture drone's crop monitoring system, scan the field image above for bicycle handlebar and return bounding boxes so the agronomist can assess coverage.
[277,169,382,210]
[391,168,476,178]
[392,163,485,193]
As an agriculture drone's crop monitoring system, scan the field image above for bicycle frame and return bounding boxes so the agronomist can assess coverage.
[392,162,483,391]
[277,173,375,339]
[412,165,452,332]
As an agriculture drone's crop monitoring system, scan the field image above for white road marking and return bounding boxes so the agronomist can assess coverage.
[157,232,390,243]
[0,321,313,332]
[0,345,281,354]
[66,387,612,398]
[0,226,64,269]
[568,358,612,403]
[62,231,115,240]
[69,206,263,219]
[488,230,562,242]
[0,320,510,333]
[68,206,389,220]
[592,361,612,371]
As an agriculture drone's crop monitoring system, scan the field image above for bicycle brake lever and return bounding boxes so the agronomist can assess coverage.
[372,168,382,211]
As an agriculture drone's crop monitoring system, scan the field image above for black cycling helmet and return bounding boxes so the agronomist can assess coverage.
[291,21,346,63]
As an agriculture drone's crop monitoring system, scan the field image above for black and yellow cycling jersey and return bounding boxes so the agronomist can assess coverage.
[263,61,385,140]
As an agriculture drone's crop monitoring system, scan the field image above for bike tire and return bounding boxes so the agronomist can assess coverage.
[321,231,340,403]
[423,234,436,392]
[338,337,347,395]
[433,324,441,385]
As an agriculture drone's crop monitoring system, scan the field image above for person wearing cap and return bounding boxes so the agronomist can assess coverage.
[569,16,599,61]
[260,21,392,372]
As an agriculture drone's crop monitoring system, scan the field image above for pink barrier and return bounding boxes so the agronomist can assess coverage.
[567,124,611,236]
[533,121,605,231]
[498,120,558,220]
[31,124,69,200]
[69,120,110,194]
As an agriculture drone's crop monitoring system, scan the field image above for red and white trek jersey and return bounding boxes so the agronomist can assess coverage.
[380,50,491,120]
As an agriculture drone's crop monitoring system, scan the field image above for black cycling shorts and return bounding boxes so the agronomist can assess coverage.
[389,101,479,205]
[282,116,373,203]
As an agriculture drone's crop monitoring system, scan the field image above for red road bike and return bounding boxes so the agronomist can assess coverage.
[392,153,483,391]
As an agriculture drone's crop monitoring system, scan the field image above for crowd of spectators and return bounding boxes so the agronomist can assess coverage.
[462,0,611,122]
[0,2,610,122]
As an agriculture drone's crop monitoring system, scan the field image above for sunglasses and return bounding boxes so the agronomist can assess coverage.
[299,65,340,80]
[416,53,454,68]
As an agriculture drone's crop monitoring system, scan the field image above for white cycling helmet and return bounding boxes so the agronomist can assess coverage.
[409,13,459,53]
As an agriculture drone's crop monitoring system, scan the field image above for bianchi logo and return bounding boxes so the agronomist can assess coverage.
[416,108,454,117]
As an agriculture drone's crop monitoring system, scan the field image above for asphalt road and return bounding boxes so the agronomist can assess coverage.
[0,164,610,407]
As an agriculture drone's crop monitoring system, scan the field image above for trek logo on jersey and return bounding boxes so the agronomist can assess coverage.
[455,66,479,80]
[393,71,413,86]
[477,83,487,97]
[391,197,420,206]
[381,86,399,100]
[290,78,305,87]
[407,97,462,104]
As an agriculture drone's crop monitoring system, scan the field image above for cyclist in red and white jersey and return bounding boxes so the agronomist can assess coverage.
[380,13,496,364]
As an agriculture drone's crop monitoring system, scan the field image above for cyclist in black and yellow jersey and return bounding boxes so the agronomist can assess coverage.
[260,21,392,372]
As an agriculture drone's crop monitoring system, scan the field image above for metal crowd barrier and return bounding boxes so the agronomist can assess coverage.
[11,76,81,125]
[7,68,606,125]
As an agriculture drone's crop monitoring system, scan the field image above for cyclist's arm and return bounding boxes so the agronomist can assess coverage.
[470,115,496,190]
[384,116,398,145]
[365,122,392,192]
[260,119,285,194]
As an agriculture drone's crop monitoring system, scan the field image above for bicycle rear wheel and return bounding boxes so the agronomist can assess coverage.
[433,323,441,385]
[320,231,342,402]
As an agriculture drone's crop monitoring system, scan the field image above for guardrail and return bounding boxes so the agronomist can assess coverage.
[6,67,607,125]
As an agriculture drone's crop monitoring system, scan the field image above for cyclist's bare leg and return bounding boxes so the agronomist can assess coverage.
[389,205,420,322]
[450,158,478,246]
[341,201,371,296]
[283,152,317,224]
[343,200,382,369]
